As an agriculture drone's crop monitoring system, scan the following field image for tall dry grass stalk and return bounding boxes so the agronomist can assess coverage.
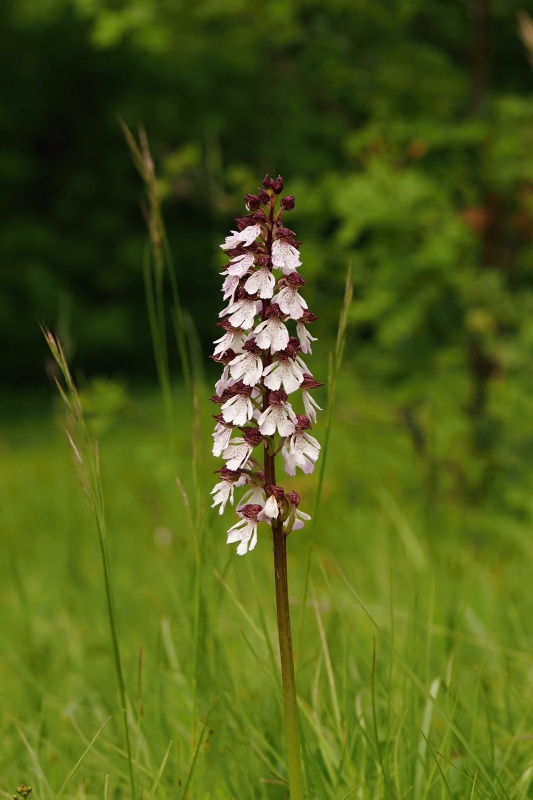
[121,124,208,788]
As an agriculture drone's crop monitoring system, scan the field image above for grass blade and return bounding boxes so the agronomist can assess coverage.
[297,262,353,662]
[42,327,137,799]
[56,717,111,799]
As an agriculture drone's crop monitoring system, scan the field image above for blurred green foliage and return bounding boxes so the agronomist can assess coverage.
[3,0,533,502]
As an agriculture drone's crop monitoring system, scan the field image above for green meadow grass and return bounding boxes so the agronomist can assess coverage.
[2,371,533,799]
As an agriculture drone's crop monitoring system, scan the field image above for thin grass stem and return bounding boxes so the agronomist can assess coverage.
[297,263,353,663]
[42,328,137,799]
[56,717,111,800]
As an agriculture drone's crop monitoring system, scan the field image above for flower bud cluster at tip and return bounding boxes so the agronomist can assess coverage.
[211,177,322,555]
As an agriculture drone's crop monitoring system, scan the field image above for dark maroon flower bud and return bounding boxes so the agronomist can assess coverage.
[229,381,252,397]
[242,427,264,446]
[244,193,261,210]
[255,253,271,268]
[262,175,275,189]
[301,373,324,390]
[216,319,243,332]
[224,245,248,260]
[258,189,270,204]
[243,338,261,353]
[277,343,298,360]
[236,286,256,300]
[300,310,318,324]
[236,215,258,231]
[272,175,284,194]
[264,303,283,319]
[285,272,305,287]
[280,195,295,211]
[266,484,285,499]
[276,226,295,239]
[216,466,243,481]
[210,383,247,405]
[286,491,301,507]
[210,348,236,365]
[268,389,289,405]
[295,414,312,431]
[213,383,245,405]
[213,413,233,426]
[287,336,301,352]
[240,503,263,520]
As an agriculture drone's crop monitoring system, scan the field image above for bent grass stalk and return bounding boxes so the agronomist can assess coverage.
[122,124,206,781]
[120,121,193,413]
[42,327,136,799]
[56,717,112,800]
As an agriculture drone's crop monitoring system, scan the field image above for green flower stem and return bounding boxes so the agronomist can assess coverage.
[271,517,305,800]
[260,188,304,799]
[265,440,304,799]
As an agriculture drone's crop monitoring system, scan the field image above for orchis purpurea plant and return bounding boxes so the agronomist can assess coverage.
[210,175,322,799]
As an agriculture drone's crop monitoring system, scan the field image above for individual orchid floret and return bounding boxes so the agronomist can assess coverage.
[210,384,233,407]
[220,291,260,330]
[213,320,246,357]
[244,261,276,299]
[254,304,290,353]
[220,382,255,426]
[211,350,237,395]
[280,195,295,211]
[262,348,305,394]
[282,335,310,374]
[222,273,240,304]
[226,504,263,555]
[274,273,308,320]
[222,438,253,471]
[214,365,232,396]
[235,211,266,229]
[225,251,256,277]
[222,427,263,471]
[237,485,266,511]
[211,467,247,515]
[257,389,297,436]
[270,175,284,194]
[228,340,263,386]
[282,415,321,476]
[212,414,234,456]
[258,485,286,522]
[272,228,302,274]
[301,373,323,423]
[296,311,318,354]
[284,491,311,533]
[244,193,261,211]
[261,174,284,194]
[262,494,280,520]
[220,223,261,251]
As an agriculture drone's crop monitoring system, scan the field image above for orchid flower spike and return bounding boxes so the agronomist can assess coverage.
[211,177,322,554]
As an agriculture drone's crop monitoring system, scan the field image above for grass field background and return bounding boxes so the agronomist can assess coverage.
[3,1,533,796]
[2,364,533,800]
